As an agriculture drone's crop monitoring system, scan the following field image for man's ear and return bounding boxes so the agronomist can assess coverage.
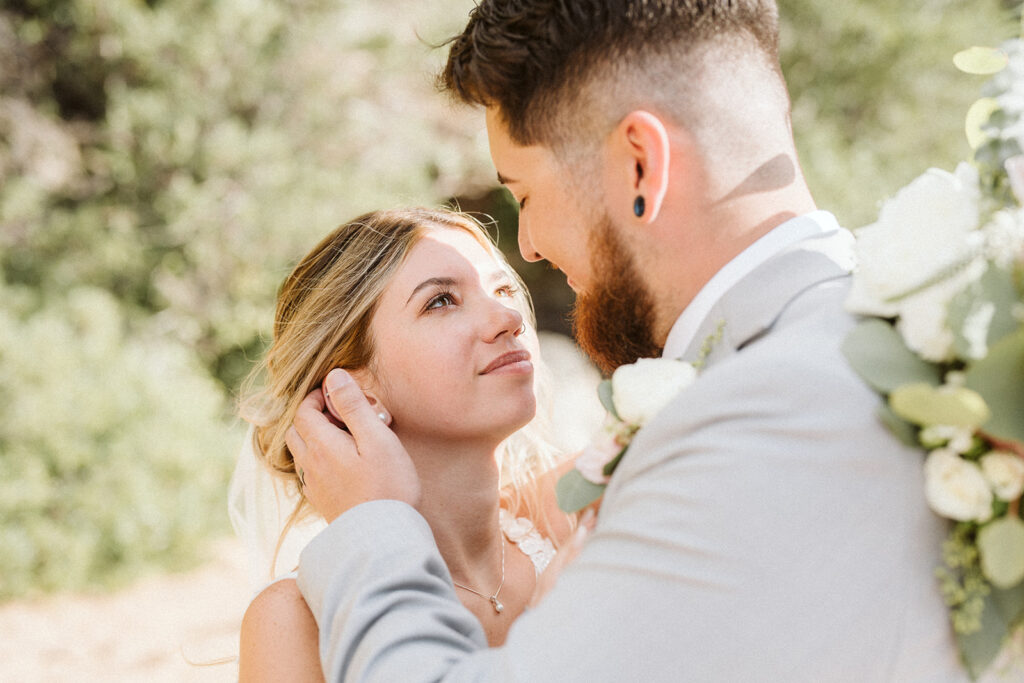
[606,110,671,223]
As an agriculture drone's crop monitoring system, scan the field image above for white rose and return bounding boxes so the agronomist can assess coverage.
[846,164,983,319]
[924,448,994,522]
[575,429,624,485]
[611,358,697,425]
[980,451,1024,501]
[1006,156,1024,206]
[895,259,986,362]
[983,208,1024,269]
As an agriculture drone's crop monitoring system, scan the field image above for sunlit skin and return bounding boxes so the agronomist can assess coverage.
[486,108,597,296]
[360,227,539,453]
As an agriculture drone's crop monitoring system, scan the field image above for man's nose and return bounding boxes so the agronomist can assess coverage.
[517,218,542,263]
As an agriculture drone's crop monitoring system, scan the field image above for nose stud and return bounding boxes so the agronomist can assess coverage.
[514,324,526,336]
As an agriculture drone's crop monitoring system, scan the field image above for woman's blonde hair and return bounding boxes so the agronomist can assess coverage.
[239,207,562,576]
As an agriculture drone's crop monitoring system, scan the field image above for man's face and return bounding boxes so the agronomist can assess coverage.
[486,109,661,371]
[485,108,595,293]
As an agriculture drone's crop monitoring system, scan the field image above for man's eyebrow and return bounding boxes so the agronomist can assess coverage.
[406,276,457,306]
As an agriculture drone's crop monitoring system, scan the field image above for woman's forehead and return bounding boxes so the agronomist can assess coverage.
[401,228,505,282]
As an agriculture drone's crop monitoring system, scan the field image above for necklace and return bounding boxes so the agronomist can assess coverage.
[451,530,506,614]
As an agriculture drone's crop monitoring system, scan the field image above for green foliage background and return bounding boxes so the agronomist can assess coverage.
[0,0,1018,599]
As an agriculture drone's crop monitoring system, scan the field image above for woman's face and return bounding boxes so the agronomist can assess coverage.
[365,227,538,445]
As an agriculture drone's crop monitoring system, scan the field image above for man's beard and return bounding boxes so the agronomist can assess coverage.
[570,215,662,374]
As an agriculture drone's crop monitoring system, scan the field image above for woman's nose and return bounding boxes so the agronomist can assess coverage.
[484,299,525,343]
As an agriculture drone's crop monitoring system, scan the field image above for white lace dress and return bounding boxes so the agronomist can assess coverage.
[498,508,556,575]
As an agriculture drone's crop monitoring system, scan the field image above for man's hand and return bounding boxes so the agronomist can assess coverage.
[287,368,421,523]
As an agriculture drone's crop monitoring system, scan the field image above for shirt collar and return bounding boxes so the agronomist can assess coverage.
[661,210,841,360]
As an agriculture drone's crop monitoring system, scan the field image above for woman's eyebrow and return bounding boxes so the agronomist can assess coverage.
[405,276,458,306]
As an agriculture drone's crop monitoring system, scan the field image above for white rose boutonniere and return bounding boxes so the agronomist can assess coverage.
[557,357,698,512]
[611,358,699,425]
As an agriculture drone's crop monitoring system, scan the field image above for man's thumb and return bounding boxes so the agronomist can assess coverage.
[323,369,381,442]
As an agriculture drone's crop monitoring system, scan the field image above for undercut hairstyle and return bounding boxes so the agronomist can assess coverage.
[441,0,784,153]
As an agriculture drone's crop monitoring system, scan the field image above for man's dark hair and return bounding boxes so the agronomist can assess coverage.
[440,0,780,148]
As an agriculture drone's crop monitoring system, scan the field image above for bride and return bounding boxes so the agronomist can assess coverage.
[234,207,580,680]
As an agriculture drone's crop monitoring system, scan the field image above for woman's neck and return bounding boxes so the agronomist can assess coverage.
[401,434,505,585]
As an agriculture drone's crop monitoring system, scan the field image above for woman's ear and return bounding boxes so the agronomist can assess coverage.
[608,110,671,223]
[324,369,392,427]
[363,393,392,427]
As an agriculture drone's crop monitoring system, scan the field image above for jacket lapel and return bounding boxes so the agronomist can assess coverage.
[680,230,856,366]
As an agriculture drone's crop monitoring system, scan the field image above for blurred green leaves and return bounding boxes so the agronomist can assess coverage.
[780,0,1017,227]
[0,0,487,598]
[0,0,1018,597]
[0,279,239,598]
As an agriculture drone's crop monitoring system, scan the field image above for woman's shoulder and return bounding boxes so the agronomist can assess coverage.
[244,575,304,617]
[239,577,323,682]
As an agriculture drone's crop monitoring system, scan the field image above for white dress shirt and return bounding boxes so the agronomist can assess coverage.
[662,210,843,360]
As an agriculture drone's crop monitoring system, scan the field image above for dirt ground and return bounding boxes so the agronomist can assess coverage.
[0,537,250,682]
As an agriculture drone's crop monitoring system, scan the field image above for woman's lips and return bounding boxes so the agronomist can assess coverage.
[480,349,533,375]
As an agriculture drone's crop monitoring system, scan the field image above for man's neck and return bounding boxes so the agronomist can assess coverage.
[646,159,817,346]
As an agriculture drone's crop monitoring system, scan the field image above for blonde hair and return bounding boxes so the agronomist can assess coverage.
[239,207,562,576]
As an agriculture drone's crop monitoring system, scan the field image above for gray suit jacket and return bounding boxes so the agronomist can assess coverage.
[297,229,969,681]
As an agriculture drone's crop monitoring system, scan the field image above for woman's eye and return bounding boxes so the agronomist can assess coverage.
[495,285,518,298]
[425,292,456,310]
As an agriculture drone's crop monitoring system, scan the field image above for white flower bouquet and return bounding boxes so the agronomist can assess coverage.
[843,40,1024,679]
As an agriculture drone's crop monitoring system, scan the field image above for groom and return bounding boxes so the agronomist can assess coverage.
[289,1,968,680]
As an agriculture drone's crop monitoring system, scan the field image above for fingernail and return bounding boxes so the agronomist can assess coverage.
[326,368,351,391]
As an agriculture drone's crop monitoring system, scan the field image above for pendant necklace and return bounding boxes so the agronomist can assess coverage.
[452,529,506,614]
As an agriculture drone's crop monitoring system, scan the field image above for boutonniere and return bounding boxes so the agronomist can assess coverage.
[556,357,699,513]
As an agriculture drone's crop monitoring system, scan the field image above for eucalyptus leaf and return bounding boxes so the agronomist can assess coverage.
[842,319,942,393]
[953,47,1009,75]
[951,482,1024,681]
[979,517,1024,589]
[990,581,1024,630]
[965,330,1024,444]
[556,468,606,513]
[597,379,620,420]
[949,265,1020,360]
[957,592,1010,680]
[889,382,991,428]
[966,98,1001,150]
[602,447,627,477]
[877,403,920,447]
